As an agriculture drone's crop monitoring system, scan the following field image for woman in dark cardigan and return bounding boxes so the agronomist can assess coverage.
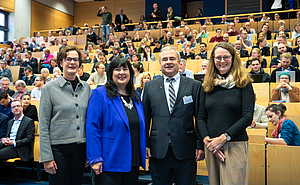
[198,42,255,185]
[21,93,38,121]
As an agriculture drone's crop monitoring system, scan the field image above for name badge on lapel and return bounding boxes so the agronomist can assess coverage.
[183,95,193,104]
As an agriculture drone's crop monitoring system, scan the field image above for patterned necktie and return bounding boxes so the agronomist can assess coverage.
[167,78,176,112]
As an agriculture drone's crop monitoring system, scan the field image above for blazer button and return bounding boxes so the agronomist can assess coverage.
[76,115,79,119]
[169,116,172,119]
[75,103,78,107]
[75,94,78,97]
[167,133,170,136]
[77,126,80,130]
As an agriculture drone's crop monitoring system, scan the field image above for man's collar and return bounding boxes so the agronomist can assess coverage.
[14,114,24,122]
[163,72,180,82]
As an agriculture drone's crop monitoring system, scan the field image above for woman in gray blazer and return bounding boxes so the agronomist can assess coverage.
[39,46,91,185]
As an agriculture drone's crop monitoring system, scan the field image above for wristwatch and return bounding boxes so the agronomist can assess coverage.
[224,133,231,142]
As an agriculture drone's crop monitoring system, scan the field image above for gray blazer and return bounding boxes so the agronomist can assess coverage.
[12,88,31,99]
[39,75,91,163]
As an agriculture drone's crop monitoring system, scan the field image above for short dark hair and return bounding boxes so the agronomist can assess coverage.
[26,51,32,56]
[250,58,261,64]
[23,41,29,45]
[38,76,46,83]
[61,38,68,42]
[266,103,286,116]
[57,46,82,71]
[216,28,222,32]
[25,66,33,72]
[0,91,8,100]
[21,93,31,100]
[200,42,207,47]
[123,31,128,35]
[105,56,139,103]
[155,40,161,44]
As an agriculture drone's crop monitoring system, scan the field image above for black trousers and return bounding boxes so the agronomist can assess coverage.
[0,144,18,161]
[150,146,197,185]
[49,143,86,185]
[94,166,139,185]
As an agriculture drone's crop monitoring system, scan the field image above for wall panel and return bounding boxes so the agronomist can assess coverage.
[0,0,15,12]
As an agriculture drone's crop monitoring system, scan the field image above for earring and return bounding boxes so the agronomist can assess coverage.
[278,117,280,119]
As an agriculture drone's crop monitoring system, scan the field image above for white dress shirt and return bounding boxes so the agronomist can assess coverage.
[163,72,180,113]
[9,114,24,147]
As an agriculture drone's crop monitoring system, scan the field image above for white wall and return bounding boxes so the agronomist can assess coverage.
[34,0,74,16]
[7,12,15,41]
[14,0,31,41]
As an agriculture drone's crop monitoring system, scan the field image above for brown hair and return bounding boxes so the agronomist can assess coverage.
[57,46,82,71]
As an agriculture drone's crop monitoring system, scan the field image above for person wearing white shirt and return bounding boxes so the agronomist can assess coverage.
[87,63,107,85]
[31,76,45,100]
[197,60,209,74]
[179,59,194,78]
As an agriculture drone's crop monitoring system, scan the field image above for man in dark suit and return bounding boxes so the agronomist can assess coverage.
[23,51,38,74]
[115,8,129,32]
[195,42,208,59]
[143,46,204,185]
[0,100,34,161]
[0,113,9,139]
[234,40,249,58]
[0,78,15,97]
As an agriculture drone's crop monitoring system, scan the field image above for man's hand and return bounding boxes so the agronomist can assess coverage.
[43,160,58,175]
[250,119,256,128]
[153,14,156,18]
[195,149,205,161]
[91,162,103,175]
[146,147,151,158]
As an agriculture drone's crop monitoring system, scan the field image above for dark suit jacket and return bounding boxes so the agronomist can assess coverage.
[0,87,15,97]
[252,45,270,56]
[5,116,35,161]
[0,113,9,139]
[115,14,129,29]
[23,57,38,74]
[143,75,203,160]
[149,7,163,21]
[270,67,300,82]
[239,49,249,58]
[292,47,300,55]
[196,52,207,59]
[180,51,195,60]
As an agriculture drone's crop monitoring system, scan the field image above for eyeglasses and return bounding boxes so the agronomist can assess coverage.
[11,105,21,109]
[65,57,79,63]
[214,56,231,62]
[252,64,260,66]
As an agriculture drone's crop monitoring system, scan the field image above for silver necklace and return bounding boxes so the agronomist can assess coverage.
[121,96,133,110]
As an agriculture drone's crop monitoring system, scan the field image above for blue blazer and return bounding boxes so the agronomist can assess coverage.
[86,86,146,172]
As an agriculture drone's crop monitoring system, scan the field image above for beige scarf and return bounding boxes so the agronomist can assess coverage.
[214,72,236,89]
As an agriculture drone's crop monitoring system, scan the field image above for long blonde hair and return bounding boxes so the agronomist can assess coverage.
[167,7,173,18]
[203,42,253,92]
[251,48,262,62]
[139,72,152,89]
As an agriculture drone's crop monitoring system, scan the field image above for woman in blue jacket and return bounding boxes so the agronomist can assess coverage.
[86,56,146,185]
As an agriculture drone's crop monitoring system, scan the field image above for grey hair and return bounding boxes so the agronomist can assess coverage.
[180,58,186,65]
[16,80,26,88]
[159,46,180,62]
[1,77,10,82]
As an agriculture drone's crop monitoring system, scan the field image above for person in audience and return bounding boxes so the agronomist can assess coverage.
[65,30,72,36]
[136,71,151,100]
[132,32,142,42]
[77,65,90,82]
[141,45,155,62]
[252,37,270,56]
[87,44,95,58]
[51,67,62,81]
[195,43,208,59]
[0,78,14,96]
[39,42,47,52]
[246,48,267,68]
[248,14,255,22]
[132,53,143,67]
[179,59,194,78]
[143,23,149,30]
[270,72,300,102]
[234,17,239,23]
[166,6,175,20]
[114,8,129,31]
[42,48,54,67]
[41,68,52,83]
[271,53,300,82]
[149,2,163,21]
[199,25,209,38]
[10,39,21,51]
[176,32,187,45]
[292,36,300,55]
[150,36,157,46]
[6,48,14,59]
[87,63,107,86]
[92,52,108,73]
[54,38,60,47]
[197,60,209,74]
[196,8,203,18]
[187,34,197,49]
[21,42,33,53]
[270,44,298,68]
[143,30,151,43]
[39,46,91,185]
[47,58,57,74]
[274,26,290,40]
[12,80,31,100]
[86,56,145,185]
[160,30,167,41]
[0,112,8,139]
[185,27,192,37]
[11,52,23,66]
[274,13,280,20]
[162,32,174,46]
[204,17,213,25]
[31,76,45,100]
[153,40,162,53]
[43,37,49,43]
[23,67,36,86]
[119,31,127,44]
[180,41,195,60]
[248,58,270,82]
[273,35,292,47]
[108,46,121,62]
[209,28,223,43]
[260,14,270,21]
[292,23,300,43]
[249,95,268,129]
[137,40,146,54]
[220,15,229,24]
[21,93,38,122]
[192,30,201,43]
[222,33,234,46]
[4,54,12,66]
[198,42,254,185]
[0,61,13,83]
[87,26,98,45]
[265,104,300,146]
[0,92,13,118]
[256,33,271,48]
[29,37,40,51]
[173,27,181,39]
[124,45,135,62]
[0,48,5,59]
[257,24,272,40]
[133,22,144,31]
[166,21,174,29]
[239,30,252,49]
[59,38,68,52]
[58,31,63,36]
[234,40,249,58]
[35,32,42,40]
[98,43,108,55]
[76,29,83,35]
[245,22,256,34]
[225,22,239,36]
[82,51,91,63]
[0,100,34,161]
[154,20,163,29]
[132,63,142,85]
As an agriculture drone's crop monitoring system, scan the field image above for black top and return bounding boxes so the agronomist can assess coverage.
[80,72,90,81]
[120,94,141,167]
[198,83,255,141]
[23,104,38,121]
[64,76,79,91]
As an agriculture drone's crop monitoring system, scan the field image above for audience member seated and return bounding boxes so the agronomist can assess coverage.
[53,38,60,47]
[6,48,14,59]
[273,35,292,47]
[234,40,249,58]
[161,32,174,46]
[29,37,40,52]
[98,43,108,55]
[245,22,256,34]
[10,39,21,51]
[292,23,300,42]
[265,104,300,146]
[38,42,46,52]
[137,40,146,54]
[77,65,90,82]
[199,25,209,39]
[252,37,270,56]
[51,67,62,81]
[141,45,155,62]
[195,43,208,59]
[82,51,91,63]
[42,48,54,67]
[209,28,223,43]
[0,78,14,96]
[225,22,239,36]
[21,42,33,53]
[0,92,13,118]
[120,31,128,44]
[4,54,12,66]
[11,53,23,66]
[124,46,135,62]
[136,72,151,100]
[12,80,31,100]
[192,30,202,43]
[0,48,5,60]
[41,68,51,83]
[248,58,270,82]
[92,52,108,73]
[21,93,38,121]
[0,112,8,139]
[46,58,57,74]
[274,26,290,40]
[246,48,267,68]
[222,33,234,46]
[87,26,98,45]
[149,2,163,21]
[143,23,149,30]
[239,30,252,49]
[133,22,144,31]
[185,27,192,37]
[220,14,229,24]
[179,59,193,78]
[87,63,107,86]
[0,61,13,83]
[30,76,45,100]
[0,100,34,161]
[204,17,213,25]
[23,51,38,74]
[173,27,180,40]
[160,30,167,41]
[176,32,187,45]
[132,32,142,42]
[155,20,163,29]
[180,41,195,60]
[153,40,162,53]
[270,44,298,68]
[133,63,143,85]
[197,60,208,74]
[186,34,197,50]
[257,24,272,40]
[132,53,143,67]
[109,46,121,62]
[270,72,299,102]
[59,38,68,52]
[166,21,174,29]
[23,67,36,86]
[86,44,95,59]
[143,30,151,43]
